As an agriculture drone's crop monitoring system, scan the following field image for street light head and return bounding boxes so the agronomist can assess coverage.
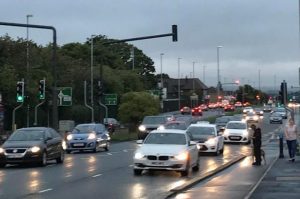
[160,53,164,56]
[217,46,223,48]
[27,14,33,18]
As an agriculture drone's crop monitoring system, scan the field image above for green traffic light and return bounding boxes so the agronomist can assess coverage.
[17,95,24,102]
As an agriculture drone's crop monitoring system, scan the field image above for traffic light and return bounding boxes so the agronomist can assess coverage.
[172,25,177,42]
[38,79,46,100]
[280,81,287,105]
[16,81,24,103]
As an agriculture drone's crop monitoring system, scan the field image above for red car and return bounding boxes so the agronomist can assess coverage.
[192,107,203,116]
[224,104,235,112]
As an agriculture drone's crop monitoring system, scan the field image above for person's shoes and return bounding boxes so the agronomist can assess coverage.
[292,158,295,162]
[289,158,295,162]
[252,162,261,166]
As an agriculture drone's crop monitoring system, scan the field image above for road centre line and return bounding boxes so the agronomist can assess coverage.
[92,174,102,178]
[38,188,53,193]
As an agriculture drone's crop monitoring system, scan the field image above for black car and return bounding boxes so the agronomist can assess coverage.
[0,127,65,167]
[138,116,170,139]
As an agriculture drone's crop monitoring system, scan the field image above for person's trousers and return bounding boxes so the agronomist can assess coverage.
[253,144,261,163]
[286,140,297,159]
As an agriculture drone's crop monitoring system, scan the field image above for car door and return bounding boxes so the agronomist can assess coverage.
[50,128,62,157]
[186,133,197,166]
[45,130,56,159]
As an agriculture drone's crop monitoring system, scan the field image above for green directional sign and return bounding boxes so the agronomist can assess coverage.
[104,94,117,105]
[57,87,72,106]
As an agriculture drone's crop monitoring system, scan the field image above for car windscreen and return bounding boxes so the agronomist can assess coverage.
[187,126,215,139]
[276,108,285,112]
[226,123,246,129]
[144,133,186,145]
[164,123,187,130]
[216,118,229,123]
[73,125,105,134]
[271,113,281,117]
[142,116,166,124]
[8,130,45,141]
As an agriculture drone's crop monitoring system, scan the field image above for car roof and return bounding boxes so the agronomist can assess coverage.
[17,127,49,131]
[189,123,216,128]
[151,129,187,134]
[227,121,247,124]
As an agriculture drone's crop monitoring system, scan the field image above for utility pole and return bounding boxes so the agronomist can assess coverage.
[258,69,261,91]
[178,58,181,110]
[26,14,33,127]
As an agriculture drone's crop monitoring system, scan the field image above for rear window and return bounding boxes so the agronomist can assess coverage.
[226,122,247,129]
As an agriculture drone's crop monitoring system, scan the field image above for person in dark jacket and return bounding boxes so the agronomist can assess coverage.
[252,127,262,166]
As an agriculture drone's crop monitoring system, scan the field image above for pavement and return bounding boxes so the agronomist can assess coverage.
[249,110,300,199]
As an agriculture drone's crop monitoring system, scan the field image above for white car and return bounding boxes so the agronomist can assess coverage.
[243,106,253,114]
[245,112,259,123]
[186,124,224,155]
[223,121,251,144]
[133,129,199,177]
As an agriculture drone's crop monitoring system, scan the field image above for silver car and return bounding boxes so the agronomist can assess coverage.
[270,113,283,124]
[65,123,110,153]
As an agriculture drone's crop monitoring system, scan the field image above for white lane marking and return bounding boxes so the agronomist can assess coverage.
[129,165,134,167]
[39,188,53,193]
[106,153,112,155]
[92,174,102,178]
[123,150,128,152]
[65,174,72,178]
[46,164,55,167]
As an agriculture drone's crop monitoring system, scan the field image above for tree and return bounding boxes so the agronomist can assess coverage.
[118,92,159,131]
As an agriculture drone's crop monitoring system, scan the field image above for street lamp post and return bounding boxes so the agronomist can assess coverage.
[178,58,181,109]
[217,46,223,98]
[90,35,96,122]
[192,61,196,92]
[160,53,164,88]
[26,14,33,127]
[203,65,206,84]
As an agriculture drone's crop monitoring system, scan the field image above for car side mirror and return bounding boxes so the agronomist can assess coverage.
[136,140,143,144]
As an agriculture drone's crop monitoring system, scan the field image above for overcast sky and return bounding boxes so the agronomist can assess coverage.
[1,0,300,91]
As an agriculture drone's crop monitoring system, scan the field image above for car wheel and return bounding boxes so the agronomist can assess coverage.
[220,147,224,154]
[92,146,97,153]
[134,169,143,176]
[180,160,190,177]
[104,142,109,151]
[56,150,64,164]
[192,158,199,172]
[39,151,47,167]
[66,150,71,154]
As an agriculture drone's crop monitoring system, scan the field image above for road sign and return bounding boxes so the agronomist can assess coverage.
[104,94,117,105]
[57,87,72,106]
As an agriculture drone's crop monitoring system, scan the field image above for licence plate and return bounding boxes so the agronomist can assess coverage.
[151,161,164,165]
[230,136,240,140]
[7,154,23,158]
[73,143,84,147]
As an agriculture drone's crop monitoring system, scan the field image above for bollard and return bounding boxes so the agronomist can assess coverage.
[279,133,284,158]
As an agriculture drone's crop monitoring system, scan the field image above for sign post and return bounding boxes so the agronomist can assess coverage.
[104,94,117,105]
[57,87,72,106]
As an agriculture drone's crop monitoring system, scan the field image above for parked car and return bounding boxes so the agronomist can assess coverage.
[186,123,224,155]
[65,123,110,153]
[133,129,199,176]
[138,115,170,139]
[223,121,251,144]
[269,112,283,124]
[0,127,65,167]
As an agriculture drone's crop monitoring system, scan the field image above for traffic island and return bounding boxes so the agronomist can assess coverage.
[166,154,246,198]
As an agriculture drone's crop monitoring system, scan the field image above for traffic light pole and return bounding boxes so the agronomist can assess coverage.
[12,102,24,131]
[33,100,45,126]
[0,21,58,130]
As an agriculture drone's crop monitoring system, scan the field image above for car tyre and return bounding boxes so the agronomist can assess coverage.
[39,151,47,167]
[134,169,143,176]
[220,147,224,154]
[56,150,64,164]
[180,160,190,177]
[192,158,199,172]
[104,142,109,151]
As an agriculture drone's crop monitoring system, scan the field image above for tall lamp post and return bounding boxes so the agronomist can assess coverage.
[160,53,164,88]
[26,14,33,127]
[192,61,196,92]
[178,58,181,109]
[217,46,223,98]
[90,35,96,122]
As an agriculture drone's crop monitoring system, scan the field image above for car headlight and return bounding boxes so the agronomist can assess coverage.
[138,125,146,132]
[62,140,67,150]
[157,125,165,130]
[66,134,73,141]
[30,146,41,153]
[175,152,188,160]
[242,131,248,137]
[223,130,229,136]
[205,138,216,145]
[134,152,144,159]
[246,116,249,120]
[88,133,96,140]
[254,116,259,120]
[0,148,4,153]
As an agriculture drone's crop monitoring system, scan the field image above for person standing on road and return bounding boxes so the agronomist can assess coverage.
[252,126,262,166]
[284,118,298,162]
